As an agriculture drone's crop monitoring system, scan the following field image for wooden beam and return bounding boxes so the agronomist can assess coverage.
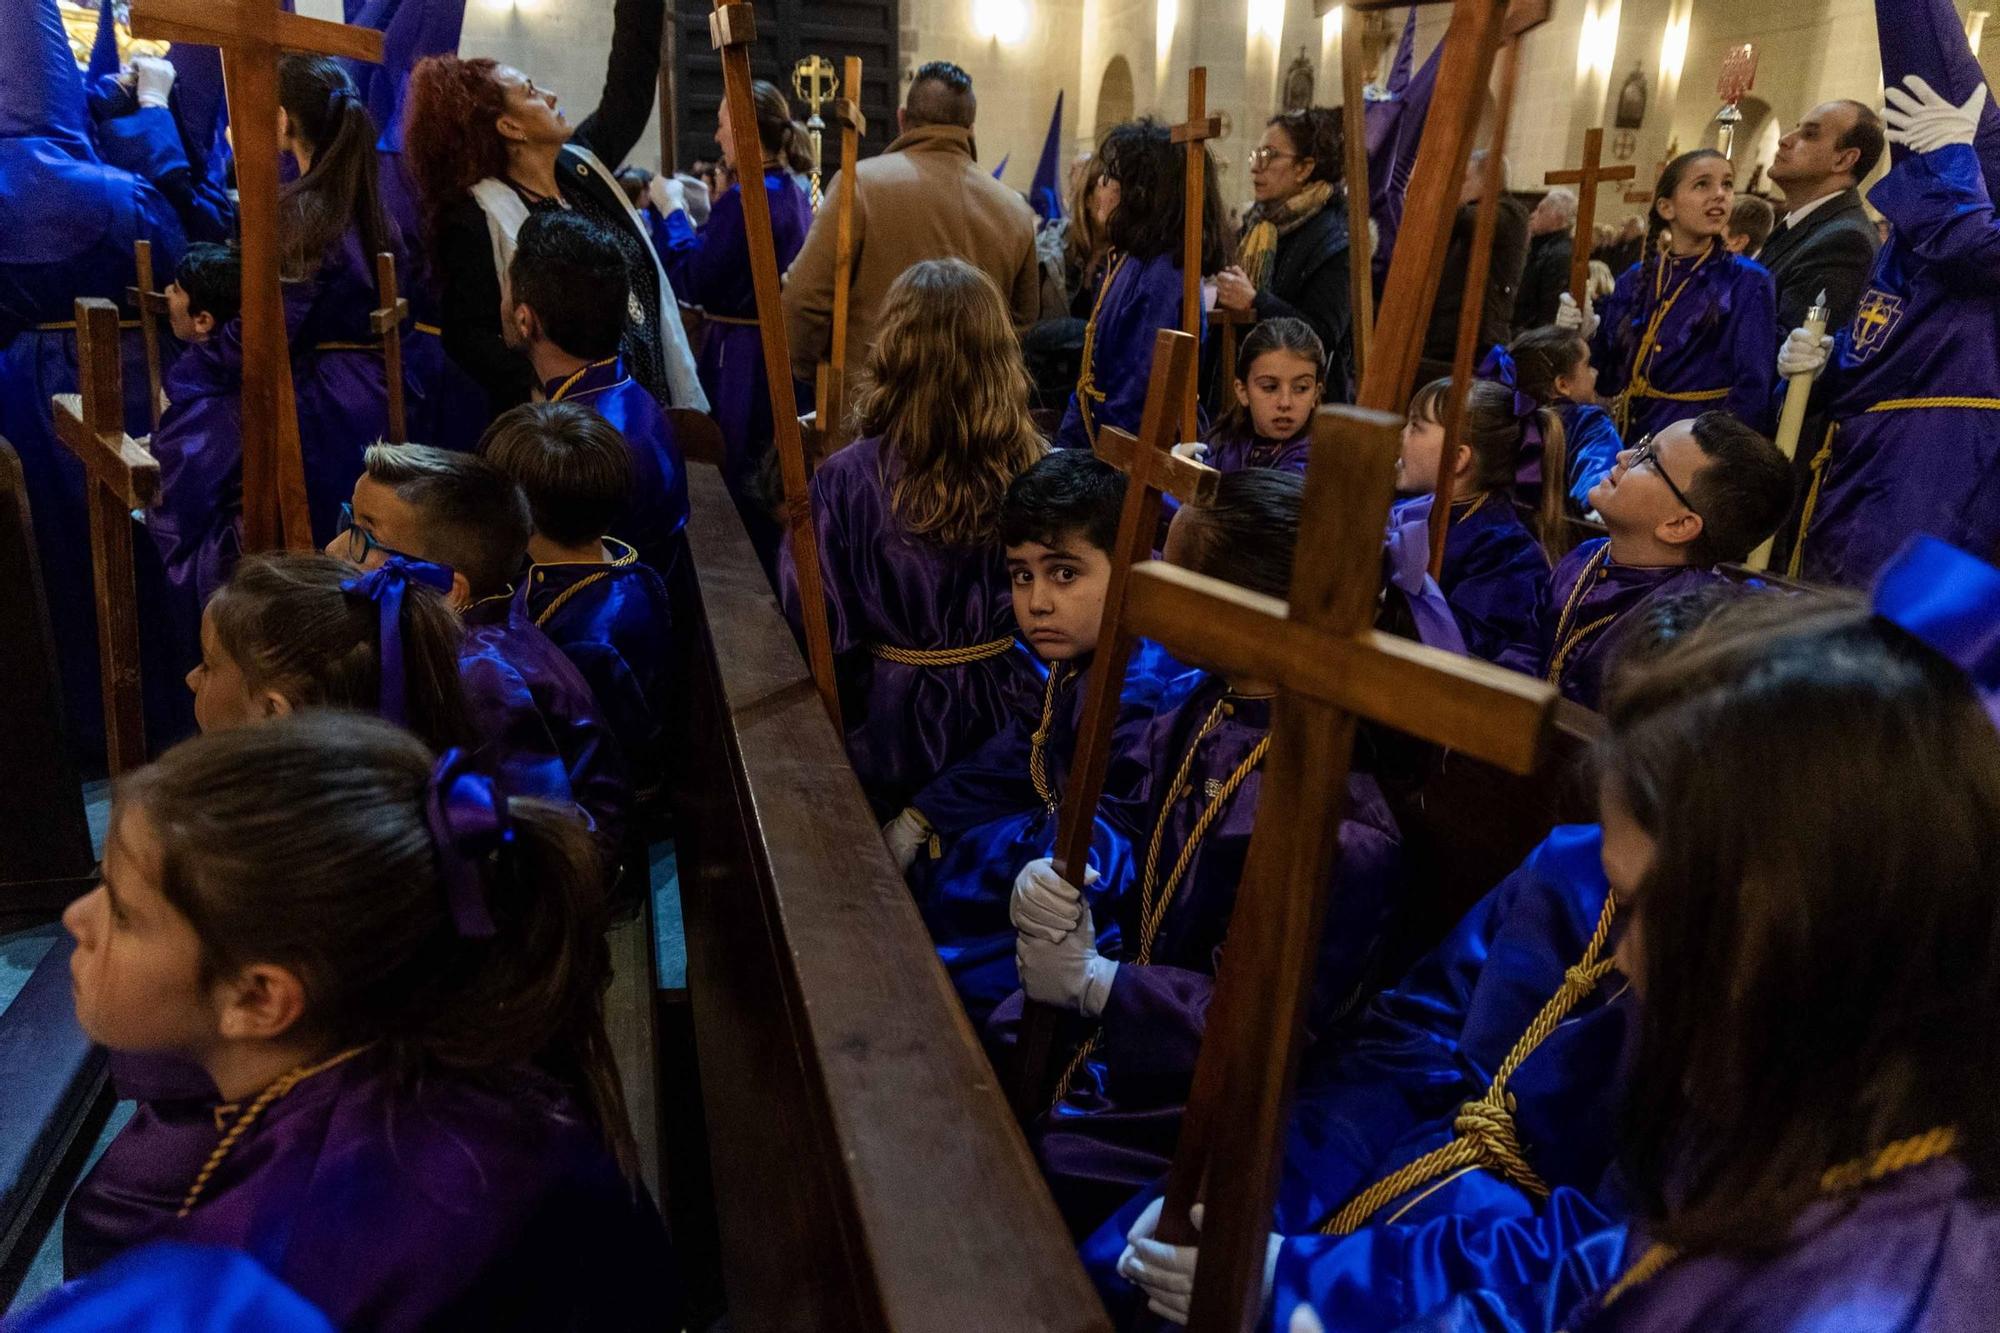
[125,239,168,432]
[817,56,865,452]
[1091,425,1220,505]
[1339,16,1375,381]
[369,251,409,443]
[1173,68,1221,447]
[1545,128,1636,310]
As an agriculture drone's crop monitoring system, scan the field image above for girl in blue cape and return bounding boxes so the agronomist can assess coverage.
[1056,119,1228,451]
[1501,326,1623,513]
[1571,150,1777,443]
[62,713,675,1331]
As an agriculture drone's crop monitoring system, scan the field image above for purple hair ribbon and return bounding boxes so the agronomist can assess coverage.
[422,749,508,939]
[1384,496,1470,657]
[340,556,454,727]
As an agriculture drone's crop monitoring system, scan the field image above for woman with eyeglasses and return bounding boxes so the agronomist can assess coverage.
[402,0,703,422]
[1213,108,1353,400]
[1054,119,1230,451]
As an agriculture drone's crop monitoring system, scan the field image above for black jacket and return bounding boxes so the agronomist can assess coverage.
[1248,203,1354,398]
[1755,187,1878,335]
[1514,228,1573,334]
[1423,196,1530,364]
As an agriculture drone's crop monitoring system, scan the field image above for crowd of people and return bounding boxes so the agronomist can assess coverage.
[3,0,1998,1326]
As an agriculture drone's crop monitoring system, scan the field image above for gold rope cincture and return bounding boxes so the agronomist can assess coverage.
[870,638,1018,667]
[530,542,639,629]
[1027,665,1070,812]
[1318,892,1621,1236]
[547,356,621,404]
[1073,253,1131,446]
[1610,242,1727,435]
[1789,397,2000,579]
[178,1044,374,1218]
[1545,543,1617,689]
[1049,699,1272,1106]
[1587,1126,1961,1318]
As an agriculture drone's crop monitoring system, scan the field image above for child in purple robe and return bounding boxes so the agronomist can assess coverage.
[506,210,688,577]
[145,243,243,615]
[1319,545,2000,1333]
[1570,150,1777,442]
[1390,377,1565,669]
[780,258,1048,819]
[61,712,675,1329]
[1540,413,1793,710]
[482,400,675,811]
[1195,318,1320,475]
[885,451,1195,1025]
[1056,118,1228,451]
[995,469,1404,1239]
[1503,326,1622,512]
[657,80,813,515]
[330,443,632,862]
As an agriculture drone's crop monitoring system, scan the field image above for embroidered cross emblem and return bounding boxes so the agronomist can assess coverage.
[1850,290,1904,360]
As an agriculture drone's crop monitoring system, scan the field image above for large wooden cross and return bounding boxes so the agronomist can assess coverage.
[1171,68,1221,446]
[53,300,161,777]
[1545,127,1636,311]
[125,239,168,432]
[1012,328,1217,1113]
[369,251,409,443]
[710,0,842,729]
[813,56,867,456]
[128,0,384,552]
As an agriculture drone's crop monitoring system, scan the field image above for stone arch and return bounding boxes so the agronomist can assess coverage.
[1095,55,1136,138]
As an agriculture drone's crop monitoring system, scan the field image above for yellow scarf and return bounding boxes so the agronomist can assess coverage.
[1237,180,1336,291]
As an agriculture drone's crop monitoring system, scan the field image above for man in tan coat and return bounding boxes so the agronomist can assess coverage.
[782,60,1039,385]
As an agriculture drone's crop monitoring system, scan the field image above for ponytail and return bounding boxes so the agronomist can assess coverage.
[277,55,391,279]
[1533,406,1569,565]
[124,714,637,1178]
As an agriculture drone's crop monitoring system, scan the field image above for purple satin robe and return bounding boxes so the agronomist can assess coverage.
[1056,251,1199,450]
[778,434,1046,817]
[146,334,243,609]
[1202,425,1313,475]
[460,592,632,860]
[514,539,673,804]
[991,676,1404,1237]
[1421,492,1551,670]
[1589,246,1777,443]
[64,1049,676,1331]
[543,358,688,578]
[660,172,811,489]
[1540,538,1722,710]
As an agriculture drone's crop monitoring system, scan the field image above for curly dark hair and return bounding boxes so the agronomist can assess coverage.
[1265,106,1344,189]
[1098,118,1230,272]
[402,55,514,245]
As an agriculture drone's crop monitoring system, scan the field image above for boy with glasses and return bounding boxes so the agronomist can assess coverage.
[1541,412,1794,708]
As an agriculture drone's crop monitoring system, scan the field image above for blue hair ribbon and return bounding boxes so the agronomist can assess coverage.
[340,556,454,727]
[422,749,509,939]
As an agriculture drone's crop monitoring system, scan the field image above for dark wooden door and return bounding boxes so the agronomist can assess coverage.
[668,1,898,176]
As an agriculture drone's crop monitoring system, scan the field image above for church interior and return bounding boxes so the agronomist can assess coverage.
[1,0,1997,1328]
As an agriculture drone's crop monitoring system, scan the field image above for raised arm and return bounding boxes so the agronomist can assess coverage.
[567,0,666,172]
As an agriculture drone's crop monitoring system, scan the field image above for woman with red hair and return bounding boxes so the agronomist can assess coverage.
[402,0,703,420]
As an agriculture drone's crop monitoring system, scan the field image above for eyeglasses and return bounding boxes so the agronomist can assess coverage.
[336,502,411,564]
[1247,147,1299,170]
[1630,435,1700,517]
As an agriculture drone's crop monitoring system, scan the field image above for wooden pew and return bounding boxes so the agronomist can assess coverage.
[664,461,1109,1330]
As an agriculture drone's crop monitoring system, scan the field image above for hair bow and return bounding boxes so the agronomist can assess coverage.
[1872,535,2000,732]
[341,557,455,726]
[423,749,508,939]
[1477,345,1545,486]
[1383,496,1471,657]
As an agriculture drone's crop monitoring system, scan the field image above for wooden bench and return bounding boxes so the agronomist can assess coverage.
[663,462,1108,1330]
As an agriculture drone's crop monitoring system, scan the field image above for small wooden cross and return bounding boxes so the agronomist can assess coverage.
[125,238,169,432]
[710,0,842,730]
[1012,328,1215,1114]
[1545,127,1636,311]
[129,0,383,553]
[1170,68,1222,447]
[369,251,410,443]
[53,299,161,777]
[814,55,867,456]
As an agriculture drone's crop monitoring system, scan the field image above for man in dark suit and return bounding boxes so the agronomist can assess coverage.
[1514,185,1576,333]
[1422,150,1530,373]
[1761,100,1887,335]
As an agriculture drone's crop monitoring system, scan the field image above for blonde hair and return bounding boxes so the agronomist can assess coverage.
[854,259,1046,548]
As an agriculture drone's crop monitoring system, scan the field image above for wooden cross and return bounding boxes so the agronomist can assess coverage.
[125,238,169,432]
[52,299,161,777]
[369,251,409,443]
[813,56,867,456]
[710,0,842,730]
[1625,143,1675,205]
[1338,12,1376,381]
[1171,68,1221,446]
[1545,127,1636,311]
[128,0,383,552]
[1211,306,1257,398]
[1012,328,1216,1114]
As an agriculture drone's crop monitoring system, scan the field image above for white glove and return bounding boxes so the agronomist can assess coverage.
[132,56,176,110]
[675,172,713,224]
[1555,291,1599,338]
[1015,901,1118,1015]
[1777,326,1833,379]
[882,807,929,873]
[647,174,688,216]
[1115,1198,1281,1327]
[1171,441,1209,464]
[1009,857,1096,943]
[1289,1306,1327,1333]
[1883,76,1990,155]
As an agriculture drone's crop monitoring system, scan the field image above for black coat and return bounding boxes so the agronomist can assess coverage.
[1514,228,1573,334]
[1755,187,1878,335]
[1423,196,1530,365]
[1248,202,1354,399]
